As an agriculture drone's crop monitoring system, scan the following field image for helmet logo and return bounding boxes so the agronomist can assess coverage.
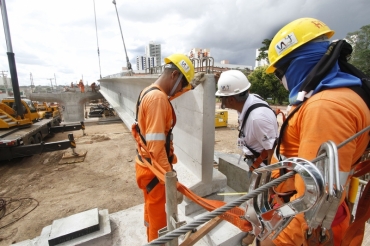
[311,20,325,29]
[179,60,190,73]
[275,32,298,55]
[221,85,229,91]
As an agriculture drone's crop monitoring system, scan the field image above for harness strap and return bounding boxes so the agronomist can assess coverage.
[239,100,275,161]
[137,155,159,194]
[131,124,253,232]
[353,159,370,178]
[249,149,268,171]
[341,179,370,246]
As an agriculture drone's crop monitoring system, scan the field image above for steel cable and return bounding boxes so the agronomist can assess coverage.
[145,171,295,245]
[145,125,370,245]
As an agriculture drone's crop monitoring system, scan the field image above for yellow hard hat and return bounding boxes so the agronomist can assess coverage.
[164,54,195,83]
[266,17,335,74]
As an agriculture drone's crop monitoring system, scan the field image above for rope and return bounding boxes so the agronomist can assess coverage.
[145,172,295,245]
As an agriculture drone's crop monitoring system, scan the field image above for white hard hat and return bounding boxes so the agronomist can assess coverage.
[215,70,251,96]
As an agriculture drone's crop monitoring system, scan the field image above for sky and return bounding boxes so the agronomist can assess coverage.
[0,0,369,87]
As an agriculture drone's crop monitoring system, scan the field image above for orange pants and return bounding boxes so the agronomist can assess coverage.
[136,163,166,242]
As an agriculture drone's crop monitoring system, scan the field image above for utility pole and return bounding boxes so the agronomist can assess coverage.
[47,78,54,91]
[0,70,8,95]
[30,73,35,93]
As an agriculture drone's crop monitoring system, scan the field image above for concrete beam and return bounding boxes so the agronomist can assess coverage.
[29,91,103,122]
[99,74,227,214]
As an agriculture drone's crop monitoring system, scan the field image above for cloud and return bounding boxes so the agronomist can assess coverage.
[0,0,369,86]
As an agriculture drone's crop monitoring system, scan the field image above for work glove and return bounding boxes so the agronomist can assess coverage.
[214,72,221,83]
[191,72,206,89]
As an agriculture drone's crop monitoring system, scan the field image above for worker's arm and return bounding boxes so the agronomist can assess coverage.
[266,148,274,165]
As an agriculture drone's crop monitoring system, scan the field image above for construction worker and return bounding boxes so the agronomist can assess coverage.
[133,54,200,242]
[215,70,278,166]
[91,82,96,92]
[261,17,370,246]
[78,80,85,93]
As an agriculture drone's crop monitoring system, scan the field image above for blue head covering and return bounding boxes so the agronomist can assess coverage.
[277,41,362,105]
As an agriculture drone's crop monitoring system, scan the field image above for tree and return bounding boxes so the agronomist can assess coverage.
[248,66,289,105]
[346,24,370,77]
[256,39,272,63]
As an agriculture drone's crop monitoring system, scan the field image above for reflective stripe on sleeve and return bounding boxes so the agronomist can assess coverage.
[145,133,166,141]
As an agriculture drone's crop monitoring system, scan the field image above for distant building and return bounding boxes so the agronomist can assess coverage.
[254,49,269,69]
[0,75,12,96]
[220,60,229,64]
[145,41,161,66]
[136,55,157,71]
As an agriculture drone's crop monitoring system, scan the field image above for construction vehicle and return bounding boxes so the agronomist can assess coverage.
[0,96,86,161]
[33,101,61,119]
[0,0,85,161]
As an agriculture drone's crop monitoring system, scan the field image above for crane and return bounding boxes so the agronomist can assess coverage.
[112,0,133,75]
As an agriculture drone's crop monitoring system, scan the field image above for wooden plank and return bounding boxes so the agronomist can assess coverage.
[180,217,223,246]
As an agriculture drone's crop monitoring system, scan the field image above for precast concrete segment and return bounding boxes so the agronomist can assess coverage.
[29,91,103,122]
[48,208,100,246]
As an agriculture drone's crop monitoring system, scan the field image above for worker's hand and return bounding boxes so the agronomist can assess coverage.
[214,72,221,83]
[191,72,206,89]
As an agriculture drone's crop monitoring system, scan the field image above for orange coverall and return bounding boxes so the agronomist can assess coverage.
[78,81,85,93]
[272,87,370,245]
[135,84,179,242]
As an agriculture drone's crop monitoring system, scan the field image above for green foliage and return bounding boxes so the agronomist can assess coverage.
[236,67,253,77]
[346,24,370,77]
[256,39,272,63]
[248,66,289,105]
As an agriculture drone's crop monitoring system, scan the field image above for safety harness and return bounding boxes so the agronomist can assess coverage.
[135,86,175,193]
[132,87,253,233]
[238,96,279,171]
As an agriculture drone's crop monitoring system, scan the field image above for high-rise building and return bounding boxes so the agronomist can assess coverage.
[136,56,157,71]
[145,41,161,66]
[254,49,269,69]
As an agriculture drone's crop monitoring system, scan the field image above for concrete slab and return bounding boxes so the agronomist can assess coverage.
[48,208,100,246]
[108,185,247,246]
[217,152,251,192]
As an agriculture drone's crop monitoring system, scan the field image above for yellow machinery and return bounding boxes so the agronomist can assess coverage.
[0,98,39,128]
[215,110,228,127]
[34,102,61,119]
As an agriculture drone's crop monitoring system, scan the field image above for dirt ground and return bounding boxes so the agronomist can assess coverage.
[0,107,246,245]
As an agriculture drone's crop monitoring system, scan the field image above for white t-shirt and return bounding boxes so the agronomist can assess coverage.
[238,94,278,155]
